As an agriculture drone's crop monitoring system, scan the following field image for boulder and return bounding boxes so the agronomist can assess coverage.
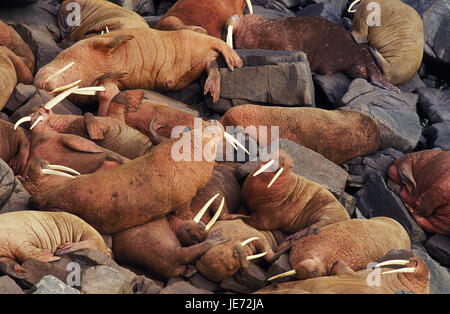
[109,0,155,16]
[252,2,296,18]
[428,122,450,150]
[30,275,80,294]
[0,276,24,294]
[296,2,345,27]
[0,159,30,214]
[422,0,450,64]
[81,265,133,294]
[313,72,351,108]
[424,234,450,267]
[160,280,213,294]
[416,87,450,123]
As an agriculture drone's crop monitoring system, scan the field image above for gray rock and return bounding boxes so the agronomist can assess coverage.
[265,254,294,284]
[400,0,435,16]
[4,84,37,113]
[0,276,24,294]
[143,16,161,28]
[31,275,80,294]
[188,272,221,293]
[155,1,172,15]
[428,121,450,150]
[130,275,162,294]
[276,0,304,9]
[355,171,427,244]
[160,280,213,294]
[416,87,450,123]
[220,276,253,294]
[0,0,39,6]
[296,2,344,27]
[21,258,71,287]
[109,0,155,15]
[424,234,450,267]
[313,72,351,107]
[422,0,450,64]
[150,87,201,114]
[252,3,296,18]
[0,159,30,214]
[397,73,426,93]
[233,262,267,292]
[412,245,450,294]
[340,192,357,217]
[81,265,133,294]
[0,113,8,121]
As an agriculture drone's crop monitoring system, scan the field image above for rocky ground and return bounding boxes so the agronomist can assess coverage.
[0,0,449,294]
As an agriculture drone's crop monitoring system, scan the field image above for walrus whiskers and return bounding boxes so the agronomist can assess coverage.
[375,259,410,268]
[44,85,79,110]
[30,116,44,130]
[41,169,76,178]
[347,0,361,13]
[205,197,225,231]
[245,0,253,14]
[48,164,81,176]
[241,236,259,247]
[381,267,416,275]
[267,167,284,188]
[247,252,267,261]
[14,116,31,130]
[267,269,296,281]
[45,62,75,83]
[50,80,82,93]
[226,25,234,48]
[193,193,220,223]
[253,159,275,177]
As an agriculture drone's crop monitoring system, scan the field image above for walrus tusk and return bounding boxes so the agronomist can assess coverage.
[205,197,225,231]
[381,267,416,275]
[41,169,76,178]
[267,269,296,281]
[241,237,259,247]
[226,25,233,49]
[375,260,410,268]
[51,80,82,93]
[193,193,220,223]
[347,0,360,13]
[45,62,75,83]
[30,116,44,130]
[247,252,267,261]
[72,86,107,96]
[245,0,253,14]
[223,132,250,155]
[48,164,81,176]
[267,167,284,188]
[106,26,109,34]
[44,86,79,110]
[253,159,275,177]
[101,30,104,35]
[14,116,32,130]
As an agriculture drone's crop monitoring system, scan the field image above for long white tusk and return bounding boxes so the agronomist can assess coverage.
[30,116,44,130]
[106,26,109,33]
[14,116,32,130]
[347,0,360,13]
[375,260,410,268]
[268,167,284,188]
[72,86,106,96]
[48,164,81,176]
[223,132,250,155]
[50,80,81,93]
[268,270,296,281]
[245,0,253,14]
[72,90,97,96]
[193,193,220,223]
[241,237,259,247]
[44,86,79,110]
[41,169,76,178]
[381,267,416,275]
[45,62,75,83]
[101,30,104,35]
[247,252,267,261]
[205,197,225,231]
[253,159,275,177]
[226,25,233,49]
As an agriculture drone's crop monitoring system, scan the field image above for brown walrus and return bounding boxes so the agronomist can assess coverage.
[225,14,400,93]
[0,119,30,175]
[0,47,17,111]
[257,257,429,294]
[58,0,149,42]
[221,105,381,165]
[155,0,253,39]
[0,211,111,279]
[387,150,450,236]
[32,121,227,234]
[241,150,350,237]
[269,217,411,281]
[33,27,242,104]
[348,0,424,85]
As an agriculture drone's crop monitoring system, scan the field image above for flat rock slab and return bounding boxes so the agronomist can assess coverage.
[428,121,450,150]
[160,280,213,294]
[425,234,450,267]
[31,275,80,294]
[0,276,24,294]
[81,265,133,294]
[416,87,450,123]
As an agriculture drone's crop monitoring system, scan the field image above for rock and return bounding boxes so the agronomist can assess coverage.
[81,265,133,294]
[424,234,450,267]
[397,73,426,93]
[155,1,172,15]
[428,122,450,150]
[340,192,357,217]
[416,87,450,123]
[188,272,221,293]
[238,138,349,198]
[0,276,24,294]
[31,275,80,294]
[412,245,450,294]
[313,72,351,108]
[422,0,450,64]
[0,159,30,214]
[275,0,304,9]
[265,254,294,284]
[296,2,344,27]
[143,16,161,28]
[153,86,202,114]
[220,276,252,294]
[21,258,71,288]
[109,0,155,16]
[4,84,37,113]
[130,275,162,294]
[213,50,315,109]
[160,280,213,294]
[233,262,267,292]
[400,0,435,16]
[355,171,427,244]
[252,2,296,18]
[0,0,39,6]
[0,113,8,121]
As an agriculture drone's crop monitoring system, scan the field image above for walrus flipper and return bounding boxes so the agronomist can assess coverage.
[84,112,105,140]
[0,257,27,279]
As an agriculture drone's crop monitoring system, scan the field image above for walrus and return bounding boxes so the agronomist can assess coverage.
[221,105,381,165]
[58,0,149,42]
[387,150,450,236]
[269,217,411,281]
[0,47,17,111]
[32,121,235,234]
[257,257,429,294]
[0,45,33,85]
[225,14,400,93]
[0,211,111,279]
[241,150,350,237]
[0,119,30,175]
[348,0,424,85]
[0,20,35,73]
[155,0,253,39]
[33,27,243,104]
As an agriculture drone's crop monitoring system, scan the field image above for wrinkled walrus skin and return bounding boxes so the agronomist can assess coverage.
[221,105,381,164]
[0,211,111,279]
[33,121,225,234]
[58,0,148,42]
[0,119,30,175]
[33,27,242,104]
[0,48,17,111]
[242,150,350,236]
[256,257,429,294]
[288,217,411,280]
[350,0,424,85]
[387,150,450,236]
[226,14,400,92]
[155,0,249,39]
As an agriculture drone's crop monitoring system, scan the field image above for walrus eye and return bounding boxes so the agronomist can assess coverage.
[232,251,238,259]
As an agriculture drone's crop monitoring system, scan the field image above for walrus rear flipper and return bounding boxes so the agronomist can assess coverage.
[0,258,27,280]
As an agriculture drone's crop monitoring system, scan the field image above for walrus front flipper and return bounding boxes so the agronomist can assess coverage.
[84,112,105,140]
[148,118,168,146]
[329,260,355,276]
[61,134,104,154]
[0,258,27,279]
[55,240,104,256]
[204,59,221,103]
[369,46,390,76]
